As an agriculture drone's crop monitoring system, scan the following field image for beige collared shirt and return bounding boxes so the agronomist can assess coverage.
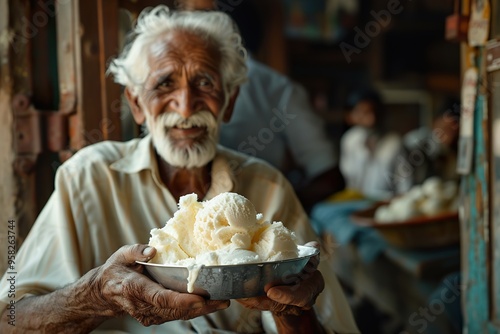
[0,136,359,333]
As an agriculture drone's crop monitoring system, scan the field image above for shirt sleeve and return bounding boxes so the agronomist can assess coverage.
[0,166,91,314]
[281,82,338,179]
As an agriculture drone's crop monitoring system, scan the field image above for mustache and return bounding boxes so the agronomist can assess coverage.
[157,111,219,130]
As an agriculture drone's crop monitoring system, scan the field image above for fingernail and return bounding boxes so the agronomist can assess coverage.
[192,302,204,308]
[143,247,154,257]
[270,290,282,299]
[217,302,229,310]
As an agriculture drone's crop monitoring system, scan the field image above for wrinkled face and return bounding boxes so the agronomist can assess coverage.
[137,30,228,168]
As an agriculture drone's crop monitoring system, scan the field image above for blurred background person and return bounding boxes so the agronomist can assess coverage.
[393,100,460,194]
[179,0,345,212]
[339,89,402,200]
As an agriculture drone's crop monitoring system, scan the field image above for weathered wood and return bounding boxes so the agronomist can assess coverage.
[97,0,122,141]
[462,92,491,333]
[75,0,106,146]
[0,0,16,276]
[462,0,500,330]
[490,69,500,324]
[56,0,77,115]
[462,56,499,332]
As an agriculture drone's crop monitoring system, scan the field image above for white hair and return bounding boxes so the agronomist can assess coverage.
[147,110,221,168]
[108,5,248,97]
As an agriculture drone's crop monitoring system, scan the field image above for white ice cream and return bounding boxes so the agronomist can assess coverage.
[374,177,459,223]
[149,192,299,291]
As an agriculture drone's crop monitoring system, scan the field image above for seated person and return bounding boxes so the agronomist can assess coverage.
[339,89,402,200]
[179,0,345,212]
[393,102,460,193]
[0,7,359,334]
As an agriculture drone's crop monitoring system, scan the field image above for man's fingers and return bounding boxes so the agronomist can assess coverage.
[149,289,207,309]
[266,270,324,308]
[135,276,229,310]
[108,244,157,266]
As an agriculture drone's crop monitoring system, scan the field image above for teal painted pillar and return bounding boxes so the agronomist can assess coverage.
[462,49,497,332]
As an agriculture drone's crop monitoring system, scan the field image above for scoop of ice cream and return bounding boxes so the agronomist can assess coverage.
[149,228,190,264]
[420,197,448,216]
[253,221,298,261]
[421,177,443,197]
[193,192,264,252]
[149,192,299,266]
[374,205,394,223]
[149,193,202,263]
[388,196,421,221]
[373,177,459,224]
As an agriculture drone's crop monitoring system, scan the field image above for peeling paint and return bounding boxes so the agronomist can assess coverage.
[475,178,483,216]
[463,66,498,332]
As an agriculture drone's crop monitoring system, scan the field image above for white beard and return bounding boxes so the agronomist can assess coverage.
[146,111,221,169]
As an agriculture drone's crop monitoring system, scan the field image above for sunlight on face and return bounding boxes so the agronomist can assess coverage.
[145,110,223,168]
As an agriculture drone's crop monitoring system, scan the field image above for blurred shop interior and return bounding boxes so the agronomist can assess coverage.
[1,0,500,333]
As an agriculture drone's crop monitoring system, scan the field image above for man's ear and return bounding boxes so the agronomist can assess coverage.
[222,87,240,123]
[124,87,145,125]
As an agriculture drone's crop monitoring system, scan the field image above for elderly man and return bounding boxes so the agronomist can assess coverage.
[0,6,359,334]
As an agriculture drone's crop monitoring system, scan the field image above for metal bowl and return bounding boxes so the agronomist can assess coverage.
[137,245,319,300]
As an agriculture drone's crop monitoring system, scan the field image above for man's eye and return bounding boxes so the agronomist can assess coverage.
[198,79,213,90]
[157,80,173,89]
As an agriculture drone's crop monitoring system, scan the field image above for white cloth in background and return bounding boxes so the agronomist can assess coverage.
[340,126,402,200]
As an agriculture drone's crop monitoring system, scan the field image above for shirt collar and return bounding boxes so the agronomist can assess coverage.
[205,147,235,199]
[110,135,157,174]
[110,136,235,196]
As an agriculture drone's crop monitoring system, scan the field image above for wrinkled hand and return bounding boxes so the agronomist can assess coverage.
[86,244,229,326]
[237,241,324,316]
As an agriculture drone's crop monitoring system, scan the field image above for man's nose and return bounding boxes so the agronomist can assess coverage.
[169,86,201,118]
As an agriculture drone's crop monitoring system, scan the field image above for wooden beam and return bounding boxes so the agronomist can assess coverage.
[75,0,106,146]
[0,0,38,273]
[97,0,122,141]
[56,0,77,115]
[0,0,16,276]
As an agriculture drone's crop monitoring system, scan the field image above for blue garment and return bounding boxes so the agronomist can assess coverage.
[310,200,388,262]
